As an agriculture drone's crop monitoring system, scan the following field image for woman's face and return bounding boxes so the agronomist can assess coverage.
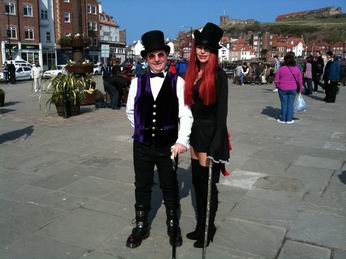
[196,45,211,64]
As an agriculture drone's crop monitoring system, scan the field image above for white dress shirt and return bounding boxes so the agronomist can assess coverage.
[126,72,193,148]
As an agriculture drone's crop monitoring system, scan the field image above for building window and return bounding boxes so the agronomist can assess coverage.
[5,2,16,15]
[64,12,71,23]
[63,0,70,2]
[88,21,97,31]
[7,26,17,39]
[46,32,51,42]
[41,10,48,20]
[94,38,97,46]
[25,27,34,40]
[87,4,91,14]
[23,4,33,17]
[92,5,96,14]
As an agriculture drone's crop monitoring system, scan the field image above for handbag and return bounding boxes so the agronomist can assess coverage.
[294,94,306,112]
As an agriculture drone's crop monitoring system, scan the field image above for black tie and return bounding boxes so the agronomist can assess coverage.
[150,72,165,78]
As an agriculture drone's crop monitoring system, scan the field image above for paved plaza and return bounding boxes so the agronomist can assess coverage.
[0,78,345,259]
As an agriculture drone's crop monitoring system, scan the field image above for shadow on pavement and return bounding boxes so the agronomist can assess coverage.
[261,106,281,119]
[0,125,34,144]
[0,108,16,114]
[338,171,346,185]
[148,166,193,225]
[3,101,21,106]
[308,95,324,101]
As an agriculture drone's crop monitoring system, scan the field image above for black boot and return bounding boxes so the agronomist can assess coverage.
[186,159,204,240]
[193,164,219,248]
[126,206,150,248]
[166,207,183,247]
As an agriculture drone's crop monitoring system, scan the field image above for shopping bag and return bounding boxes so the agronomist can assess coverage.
[294,94,306,112]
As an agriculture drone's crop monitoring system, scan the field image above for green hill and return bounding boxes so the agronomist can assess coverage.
[223,14,346,43]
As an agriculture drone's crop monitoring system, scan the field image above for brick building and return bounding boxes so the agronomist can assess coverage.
[0,0,41,65]
[54,0,100,64]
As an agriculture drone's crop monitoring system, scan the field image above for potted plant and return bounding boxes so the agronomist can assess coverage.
[0,88,5,107]
[45,73,90,117]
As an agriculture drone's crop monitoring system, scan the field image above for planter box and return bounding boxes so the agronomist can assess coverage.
[65,64,93,74]
[55,103,80,117]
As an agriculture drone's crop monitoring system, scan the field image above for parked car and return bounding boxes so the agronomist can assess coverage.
[5,59,33,68]
[15,66,32,80]
[42,65,66,79]
[93,63,102,75]
[0,65,32,81]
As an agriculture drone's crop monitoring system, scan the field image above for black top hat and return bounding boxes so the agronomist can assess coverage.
[140,30,170,58]
[194,22,223,51]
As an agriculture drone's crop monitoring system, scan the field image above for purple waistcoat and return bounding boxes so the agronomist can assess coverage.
[133,72,178,147]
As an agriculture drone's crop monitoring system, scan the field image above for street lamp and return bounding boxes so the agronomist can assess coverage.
[6,4,12,60]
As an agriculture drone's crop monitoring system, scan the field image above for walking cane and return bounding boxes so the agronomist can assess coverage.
[202,159,213,259]
[171,146,178,259]
[170,147,179,259]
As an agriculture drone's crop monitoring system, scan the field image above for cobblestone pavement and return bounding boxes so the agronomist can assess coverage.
[0,78,345,259]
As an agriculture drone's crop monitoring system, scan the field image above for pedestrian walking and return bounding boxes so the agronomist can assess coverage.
[184,22,230,249]
[274,52,303,124]
[2,62,9,82]
[8,61,16,84]
[323,51,340,103]
[31,62,43,93]
[125,30,193,249]
[312,50,324,91]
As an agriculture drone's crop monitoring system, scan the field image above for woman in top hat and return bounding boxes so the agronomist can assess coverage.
[184,22,230,248]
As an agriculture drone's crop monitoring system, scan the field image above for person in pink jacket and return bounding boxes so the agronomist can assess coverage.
[274,52,303,124]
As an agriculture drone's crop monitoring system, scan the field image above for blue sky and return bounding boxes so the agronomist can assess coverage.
[100,0,346,44]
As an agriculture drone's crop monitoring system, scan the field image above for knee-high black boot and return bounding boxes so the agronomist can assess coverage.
[186,159,204,240]
[126,205,150,248]
[193,164,220,248]
[166,206,183,247]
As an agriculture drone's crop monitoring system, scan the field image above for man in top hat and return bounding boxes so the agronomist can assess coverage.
[126,30,193,248]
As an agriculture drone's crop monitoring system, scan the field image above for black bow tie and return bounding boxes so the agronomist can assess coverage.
[150,72,165,78]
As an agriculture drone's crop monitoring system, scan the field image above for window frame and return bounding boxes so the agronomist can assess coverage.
[5,2,16,15]
[64,12,71,23]
[24,27,34,40]
[23,3,33,17]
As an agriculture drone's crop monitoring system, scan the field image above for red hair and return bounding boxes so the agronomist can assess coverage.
[184,43,218,106]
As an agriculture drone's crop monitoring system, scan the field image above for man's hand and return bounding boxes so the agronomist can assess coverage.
[171,143,187,157]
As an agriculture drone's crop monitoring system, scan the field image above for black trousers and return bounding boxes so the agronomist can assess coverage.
[133,141,179,210]
[324,80,338,103]
[104,80,120,108]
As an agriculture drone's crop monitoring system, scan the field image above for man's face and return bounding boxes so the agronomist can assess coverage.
[146,50,167,73]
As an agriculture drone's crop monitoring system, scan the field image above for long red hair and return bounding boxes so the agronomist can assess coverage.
[184,43,218,106]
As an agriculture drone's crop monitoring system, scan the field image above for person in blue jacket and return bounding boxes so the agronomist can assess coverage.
[323,51,340,103]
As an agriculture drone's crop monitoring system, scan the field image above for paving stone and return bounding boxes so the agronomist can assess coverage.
[287,210,346,250]
[278,240,331,259]
[30,170,83,190]
[294,155,343,170]
[245,188,303,203]
[60,176,117,198]
[32,191,89,212]
[78,251,118,259]
[239,158,289,176]
[215,217,286,258]
[0,203,65,247]
[285,165,334,195]
[333,249,346,259]
[302,182,346,217]
[0,184,52,202]
[219,169,267,190]
[254,175,305,193]
[0,234,86,259]
[230,196,301,229]
[37,208,127,250]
